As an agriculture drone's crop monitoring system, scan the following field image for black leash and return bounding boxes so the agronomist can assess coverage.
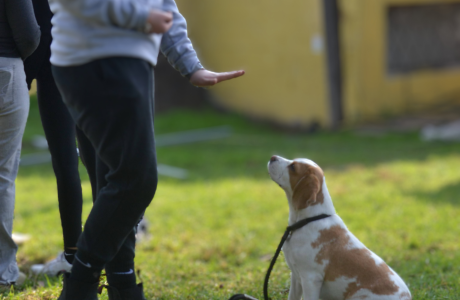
[228,214,332,300]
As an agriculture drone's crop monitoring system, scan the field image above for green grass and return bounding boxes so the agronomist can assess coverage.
[3,96,460,299]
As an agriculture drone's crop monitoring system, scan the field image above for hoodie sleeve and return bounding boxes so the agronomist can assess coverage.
[52,0,150,33]
[160,0,203,78]
[6,0,41,60]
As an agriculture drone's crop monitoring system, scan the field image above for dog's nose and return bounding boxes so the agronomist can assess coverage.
[270,156,278,163]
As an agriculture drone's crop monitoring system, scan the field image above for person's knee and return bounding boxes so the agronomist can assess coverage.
[130,168,158,205]
[140,172,158,201]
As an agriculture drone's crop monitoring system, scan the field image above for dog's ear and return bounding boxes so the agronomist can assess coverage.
[292,173,322,210]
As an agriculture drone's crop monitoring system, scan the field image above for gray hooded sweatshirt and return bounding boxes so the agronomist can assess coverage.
[49,0,203,77]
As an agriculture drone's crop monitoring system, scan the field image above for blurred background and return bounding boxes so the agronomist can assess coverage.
[165,0,460,133]
[11,0,460,299]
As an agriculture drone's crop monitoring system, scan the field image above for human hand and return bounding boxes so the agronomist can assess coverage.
[146,9,173,34]
[189,69,245,87]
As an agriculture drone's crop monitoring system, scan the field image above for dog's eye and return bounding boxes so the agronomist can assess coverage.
[288,163,296,172]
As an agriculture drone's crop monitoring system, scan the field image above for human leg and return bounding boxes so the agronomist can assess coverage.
[53,57,157,297]
[78,127,139,291]
[94,157,139,291]
[35,53,83,260]
[0,57,30,285]
[78,124,140,292]
[76,127,98,202]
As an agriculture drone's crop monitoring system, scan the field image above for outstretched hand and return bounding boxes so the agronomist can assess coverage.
[190,69,245,87]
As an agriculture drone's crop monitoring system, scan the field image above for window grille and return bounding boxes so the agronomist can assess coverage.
[387,3,460,75]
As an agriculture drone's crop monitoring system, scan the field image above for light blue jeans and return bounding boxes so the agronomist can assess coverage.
[0,57,29,285]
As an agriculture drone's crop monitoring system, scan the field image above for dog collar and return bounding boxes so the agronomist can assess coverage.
[287,214,332,233]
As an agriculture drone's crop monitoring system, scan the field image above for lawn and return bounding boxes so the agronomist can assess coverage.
[3,96,460,299]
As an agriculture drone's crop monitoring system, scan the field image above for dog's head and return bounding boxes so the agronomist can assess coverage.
[268,155,325,210]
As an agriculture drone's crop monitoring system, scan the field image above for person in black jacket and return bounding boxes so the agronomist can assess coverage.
[24,0,97,277]
[0,0,40,289]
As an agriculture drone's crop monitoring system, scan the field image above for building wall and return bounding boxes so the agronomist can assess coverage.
[176,0,460,127]
[176,0,331,128]
[339,0,460,123]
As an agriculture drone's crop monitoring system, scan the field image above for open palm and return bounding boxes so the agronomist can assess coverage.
[190,69,245,87]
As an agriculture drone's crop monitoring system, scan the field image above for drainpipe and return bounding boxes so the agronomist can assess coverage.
[323,0,343,129]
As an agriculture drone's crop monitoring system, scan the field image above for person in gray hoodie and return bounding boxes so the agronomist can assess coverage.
[0,0,40,290]
[48,0,244,299]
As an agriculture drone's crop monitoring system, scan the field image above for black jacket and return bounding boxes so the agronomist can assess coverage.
[0,0,40,59]
[32,0,52,36]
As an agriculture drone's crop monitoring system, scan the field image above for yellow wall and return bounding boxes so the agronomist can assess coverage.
[339,0,460,123]
[176,0,460,127]
[176,0,331,127]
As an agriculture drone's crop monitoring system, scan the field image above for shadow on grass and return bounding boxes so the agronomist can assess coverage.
[405,182,460,206]
[19,130,460,183]
[153,131,460,181]
[21,99,460,184]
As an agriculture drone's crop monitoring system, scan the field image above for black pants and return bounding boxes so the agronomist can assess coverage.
[52,57,158,268]
[24,34,85,250]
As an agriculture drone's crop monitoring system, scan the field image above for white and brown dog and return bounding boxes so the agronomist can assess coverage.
[267,156,411,300]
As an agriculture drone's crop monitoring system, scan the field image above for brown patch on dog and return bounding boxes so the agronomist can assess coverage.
[289,162,324,210]
[400,292,412,300]
[312,225,399,299]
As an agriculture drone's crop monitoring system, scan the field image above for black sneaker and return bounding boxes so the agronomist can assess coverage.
[101,283,147,300]
[58,273,99,300]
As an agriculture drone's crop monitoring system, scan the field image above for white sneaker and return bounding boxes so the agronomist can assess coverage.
[12,233,31,245]
[0,272,27,292]
[30,252,72,276]
[15,272,26,285]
